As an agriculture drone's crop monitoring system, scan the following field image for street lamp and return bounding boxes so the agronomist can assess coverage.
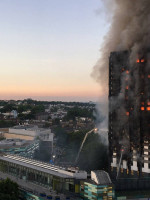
[52,155,56,163]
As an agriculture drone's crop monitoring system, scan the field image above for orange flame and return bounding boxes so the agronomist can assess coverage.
[141,59,145,63]
[126,112,129,116]
[136,59,145,63]
[141,107,145,111]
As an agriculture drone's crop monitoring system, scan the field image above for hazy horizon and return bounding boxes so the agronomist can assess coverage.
[0,95,99,103]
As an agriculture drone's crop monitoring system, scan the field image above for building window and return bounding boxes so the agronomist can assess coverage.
[141,59,145,63]
[126,112,129,116]
[144,146,148,150]
[131,170,134,175]
[141,107,145,111]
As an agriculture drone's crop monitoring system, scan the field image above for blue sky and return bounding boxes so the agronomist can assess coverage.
[0,0,108,101]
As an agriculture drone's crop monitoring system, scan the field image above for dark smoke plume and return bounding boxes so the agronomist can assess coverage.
[92,0,150,94]
[91,0,150,148]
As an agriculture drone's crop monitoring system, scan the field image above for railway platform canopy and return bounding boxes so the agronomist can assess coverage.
[0,153,87,194]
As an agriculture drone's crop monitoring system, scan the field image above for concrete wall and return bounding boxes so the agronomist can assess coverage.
[9,128,37,137]
[4,133,34,141]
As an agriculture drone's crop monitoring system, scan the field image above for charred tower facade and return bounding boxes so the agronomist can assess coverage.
[109,50,150,189]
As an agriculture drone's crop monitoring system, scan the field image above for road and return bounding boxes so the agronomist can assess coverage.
[0,171,80,200]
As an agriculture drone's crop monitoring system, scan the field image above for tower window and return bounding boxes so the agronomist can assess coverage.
[141,107,145,111]
[141,59,145,63]
[126,112,129,116]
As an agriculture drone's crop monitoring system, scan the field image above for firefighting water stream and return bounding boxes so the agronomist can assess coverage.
[75,128,98,165]
[116,150,123,179]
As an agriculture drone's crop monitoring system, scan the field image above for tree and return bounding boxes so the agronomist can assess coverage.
[0,120,17,128]
[0,104,16,113]
[52,118,60,125]
[64,106,94,120]
[0,178,19,200]
[54,128,108,172]
[31,105,45,114]
[78,133,108,172]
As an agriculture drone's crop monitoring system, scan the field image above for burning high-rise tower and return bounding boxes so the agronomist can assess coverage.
[109,50,150,190]
[92,0,150,189]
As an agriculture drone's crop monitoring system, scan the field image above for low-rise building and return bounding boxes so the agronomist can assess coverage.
[7,125,53,140]
[80,171,115,200]
[35,112,49,121]
[2,125,54,161]
[0,138,27,147]
[0,154,87,196]
[2,110,18,119]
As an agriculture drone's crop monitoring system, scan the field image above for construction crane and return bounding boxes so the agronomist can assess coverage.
[75,128,98,165]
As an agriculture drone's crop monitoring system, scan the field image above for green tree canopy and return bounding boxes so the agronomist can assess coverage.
[64,106,94,120]
[0,178,19,200]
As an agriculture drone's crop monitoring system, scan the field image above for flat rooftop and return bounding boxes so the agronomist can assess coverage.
[10,125,49,131]
[11,125,35,130]
[0,154,87,179]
